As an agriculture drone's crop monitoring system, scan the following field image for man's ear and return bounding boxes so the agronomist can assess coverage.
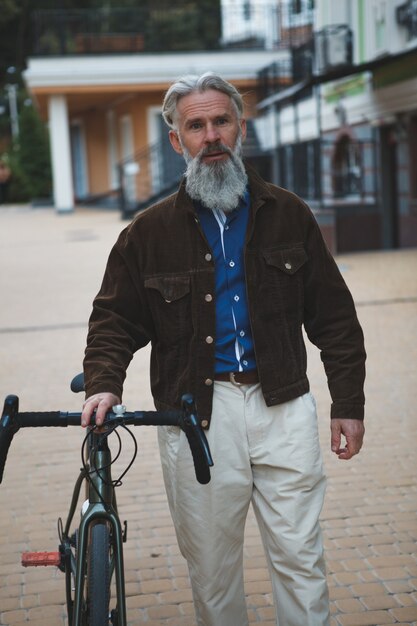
[169,130,183,155]
[240,118,247,142]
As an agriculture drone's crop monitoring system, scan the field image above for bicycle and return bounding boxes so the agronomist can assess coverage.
[0,375,213,626]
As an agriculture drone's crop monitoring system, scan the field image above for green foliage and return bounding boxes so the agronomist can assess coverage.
[144,2,221,52]
[0,0,20,25]
[7,99,52,202]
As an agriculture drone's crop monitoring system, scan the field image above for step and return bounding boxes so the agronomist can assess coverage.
[22,551,62,567]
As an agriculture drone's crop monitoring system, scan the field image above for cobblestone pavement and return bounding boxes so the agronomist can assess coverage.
[0,205,416,626]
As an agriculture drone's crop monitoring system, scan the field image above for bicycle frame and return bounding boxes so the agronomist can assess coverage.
[66,430,127,626]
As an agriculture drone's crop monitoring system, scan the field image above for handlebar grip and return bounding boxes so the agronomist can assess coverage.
[183,418,212,485]
[0,395,19,484]
[181,394,213,485]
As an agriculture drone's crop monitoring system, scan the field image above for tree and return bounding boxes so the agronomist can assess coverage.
[7,98,52,202]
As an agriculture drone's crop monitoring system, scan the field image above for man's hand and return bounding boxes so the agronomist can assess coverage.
[81,392,121,428]
[330,418,365,460]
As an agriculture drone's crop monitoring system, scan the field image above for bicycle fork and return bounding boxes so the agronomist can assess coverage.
[72,438,127,626]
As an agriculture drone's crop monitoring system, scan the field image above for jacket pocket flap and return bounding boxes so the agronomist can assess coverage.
[144,275,191,302]
[263,247,308,275]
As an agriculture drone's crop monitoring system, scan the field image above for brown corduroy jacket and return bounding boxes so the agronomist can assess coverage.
[84,165,366,427]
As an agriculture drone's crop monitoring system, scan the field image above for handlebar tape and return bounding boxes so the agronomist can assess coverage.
[0,395,19,484]
[16,412,66,427]
[180,395,213,485]
[183,425,211,485]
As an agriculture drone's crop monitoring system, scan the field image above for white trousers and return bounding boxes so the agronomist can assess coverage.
[158,382,330,626]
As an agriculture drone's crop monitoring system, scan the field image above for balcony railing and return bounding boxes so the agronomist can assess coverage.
[257,23,353,99]
[315,24,353,75]
[31,2,315,56]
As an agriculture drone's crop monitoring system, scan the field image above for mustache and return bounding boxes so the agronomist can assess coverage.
[199,143,233,158]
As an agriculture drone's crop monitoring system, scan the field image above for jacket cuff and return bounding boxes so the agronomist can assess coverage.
[331,402,364,420]
[85,383,123,401]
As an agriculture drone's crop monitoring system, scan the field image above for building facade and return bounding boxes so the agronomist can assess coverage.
[257,0,417,252]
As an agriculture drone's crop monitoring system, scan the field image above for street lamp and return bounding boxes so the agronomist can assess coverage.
[5,66,19,142]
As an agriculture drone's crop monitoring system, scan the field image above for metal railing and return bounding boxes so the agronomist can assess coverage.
[257,23,353,97]
[118,140,185,218]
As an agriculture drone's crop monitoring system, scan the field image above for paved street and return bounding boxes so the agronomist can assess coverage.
[0,204,416,626]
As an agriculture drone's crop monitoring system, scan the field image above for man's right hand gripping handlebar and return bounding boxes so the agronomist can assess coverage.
[81,393,121,428]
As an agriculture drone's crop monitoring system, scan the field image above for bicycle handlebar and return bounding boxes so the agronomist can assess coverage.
[0,394,213,485]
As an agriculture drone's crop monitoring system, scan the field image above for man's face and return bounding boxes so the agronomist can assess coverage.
[168,89,246,161]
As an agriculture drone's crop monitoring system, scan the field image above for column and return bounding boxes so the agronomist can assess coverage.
[48,94,74,213]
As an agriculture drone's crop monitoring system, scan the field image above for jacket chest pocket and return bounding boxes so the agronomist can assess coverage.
[144,274,191,343]
[261,246,308,317]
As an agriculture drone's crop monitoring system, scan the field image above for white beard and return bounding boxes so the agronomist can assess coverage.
[181,134,248,213]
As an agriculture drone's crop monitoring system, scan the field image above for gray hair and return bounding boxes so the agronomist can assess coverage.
[162,72,244,129]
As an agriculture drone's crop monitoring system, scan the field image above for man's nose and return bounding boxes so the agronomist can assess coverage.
[205,124,221,143]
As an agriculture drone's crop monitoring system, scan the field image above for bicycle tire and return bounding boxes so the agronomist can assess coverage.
[87,522,111,626]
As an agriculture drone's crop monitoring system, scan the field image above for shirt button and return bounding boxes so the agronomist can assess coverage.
[204,378,213,386]
[205,253,212,262]
[285,262,292,270]
[240,330,245,337]
[205,336,214,344]
[243,360,248,366]
[201,419,209,429]
[229,261,235,268]
[205,294,213,302]
[234,295,239,302]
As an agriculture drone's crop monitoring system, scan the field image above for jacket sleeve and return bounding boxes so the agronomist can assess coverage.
[302,209,366,420]
[83,227,154,399]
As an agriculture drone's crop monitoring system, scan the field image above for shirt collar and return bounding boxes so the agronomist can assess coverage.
[194,186,250,220]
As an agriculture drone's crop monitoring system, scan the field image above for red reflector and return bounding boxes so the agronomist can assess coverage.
[22,551,61,567]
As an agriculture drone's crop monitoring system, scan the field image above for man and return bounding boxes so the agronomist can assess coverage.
[82,72,366,626]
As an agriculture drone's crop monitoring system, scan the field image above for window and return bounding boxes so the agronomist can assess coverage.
[292,0,303,14]
[410,116,417,199]
[374,0,387,51]
[243,1,251,21]
[332,135,362,197]
[277,140,321,200]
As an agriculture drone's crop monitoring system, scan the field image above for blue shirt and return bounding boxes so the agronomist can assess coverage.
[196,191,256,374]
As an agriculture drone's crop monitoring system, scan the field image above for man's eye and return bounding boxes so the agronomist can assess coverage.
[216,118,228,125]
[190,122,202,130]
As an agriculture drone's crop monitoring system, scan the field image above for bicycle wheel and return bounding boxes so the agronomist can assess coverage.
[87,522,111,625]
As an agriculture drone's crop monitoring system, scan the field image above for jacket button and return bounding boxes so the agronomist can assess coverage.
[201,419,209,429]
[205,378,213,386]
[205,336,214,344]
[284,262,292,270]
[205,294,213,302]
[205,253,212,262]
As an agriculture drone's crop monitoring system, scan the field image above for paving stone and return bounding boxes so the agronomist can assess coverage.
[336,611,396,625]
